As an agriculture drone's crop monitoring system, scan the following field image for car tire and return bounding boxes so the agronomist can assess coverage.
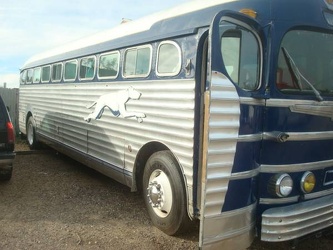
[26,116,39,150]
[143,150,191,235]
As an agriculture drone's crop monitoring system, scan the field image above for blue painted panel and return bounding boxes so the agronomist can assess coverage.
[265,107,333,133]
[222,178,257,212]
[232,142,261,173]
[239,104,264,135]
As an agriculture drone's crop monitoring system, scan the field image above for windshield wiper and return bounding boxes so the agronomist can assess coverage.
[281,47,323,102]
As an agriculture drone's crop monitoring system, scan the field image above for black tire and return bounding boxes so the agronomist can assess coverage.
[143,150,191,235]
[0,168,12,181]
[26,116,39,150]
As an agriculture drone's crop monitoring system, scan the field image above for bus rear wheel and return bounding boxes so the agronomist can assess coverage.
[26,116,39,150]
[143,150,190,235]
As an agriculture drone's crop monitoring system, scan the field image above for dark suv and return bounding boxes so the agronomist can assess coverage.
[0,95,15,180]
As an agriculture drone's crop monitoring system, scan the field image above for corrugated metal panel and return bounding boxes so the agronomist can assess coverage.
[200,72,244,249]
[19,79,196,186]
[203,73,240,216]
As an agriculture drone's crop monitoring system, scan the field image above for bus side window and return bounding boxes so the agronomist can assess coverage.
[220,26,260,91]
[156,41,181,77]
[33,67,41,84]
[41,66,51,83]
[98,52,119,79]
[20,70,27,85]
[123,45,151,78]
[26,69,33,84]
[64,60,78,81]
[79,57,96,80]
[52,63,63,82]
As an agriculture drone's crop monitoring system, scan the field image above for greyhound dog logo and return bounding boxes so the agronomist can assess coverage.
[84,86,146,123]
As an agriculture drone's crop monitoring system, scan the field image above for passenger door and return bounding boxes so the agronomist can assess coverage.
[199,11,264,249]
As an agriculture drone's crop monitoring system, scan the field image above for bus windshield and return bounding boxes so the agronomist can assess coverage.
[277,30,333,96]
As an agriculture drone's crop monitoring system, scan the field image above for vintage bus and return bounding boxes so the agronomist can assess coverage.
[19,0,333,248]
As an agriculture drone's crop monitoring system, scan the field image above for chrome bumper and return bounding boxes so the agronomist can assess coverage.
[261,194,333,242]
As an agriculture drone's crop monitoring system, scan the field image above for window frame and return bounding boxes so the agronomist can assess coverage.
[122,44,152,78]
[218,19,262,91]
[97,51,120,80]
[20,70,27,85]
[276,29,333,96]
[156,41,182,77]
[32,67,41,84]
[51,63,63,83]
[64,59,78,82]
[79,56,96,81]
[26,69,33,84]
[41,65,51,83]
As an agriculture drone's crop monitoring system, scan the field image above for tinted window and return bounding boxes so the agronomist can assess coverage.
[79,57,95,80]
[52,63,62,82]
[64,60,77,81]
[41,66,51,83]
[124,46,151,77]
[98,52,119,78]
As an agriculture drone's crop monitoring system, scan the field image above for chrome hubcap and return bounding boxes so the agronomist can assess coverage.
[146,169,172,218]
[27,123,34,145]
[147,182,163,208]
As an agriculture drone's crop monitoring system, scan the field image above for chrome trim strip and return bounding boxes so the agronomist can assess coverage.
[238,134,262,142]
[230,168,260,180]
[262,188,333,203]
[239,131,333,143]
[260,159,333,173]
[259,196,299,205]
[290,103,333,120]
[240,98,333,109]
[239,97,265,106]
[304,188,333,200]
[266,99,319,108]
[265,131,333,141]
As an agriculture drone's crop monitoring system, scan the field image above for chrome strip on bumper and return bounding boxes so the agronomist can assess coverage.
[261,194,333,242]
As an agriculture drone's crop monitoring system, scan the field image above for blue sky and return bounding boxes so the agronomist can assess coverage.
[0,0,190,88]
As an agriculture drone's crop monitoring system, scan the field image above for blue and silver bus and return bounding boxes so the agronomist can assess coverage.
[19,0,333,248]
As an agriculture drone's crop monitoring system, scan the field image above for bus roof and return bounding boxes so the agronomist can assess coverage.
[22,0,239,69]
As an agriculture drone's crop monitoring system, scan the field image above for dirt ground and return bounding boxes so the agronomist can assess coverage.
[0,140,332,249]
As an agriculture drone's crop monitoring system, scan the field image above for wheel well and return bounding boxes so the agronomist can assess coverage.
[133,142,168,193]
[26,112,32,126]
[22,112,33,135]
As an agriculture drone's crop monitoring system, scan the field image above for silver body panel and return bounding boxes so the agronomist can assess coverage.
[199,72,255,249]
[261,194,333,242]
[19,79,197,213]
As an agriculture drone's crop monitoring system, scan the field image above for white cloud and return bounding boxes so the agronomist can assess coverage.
[0,74,20,89]
[0,0,190,79]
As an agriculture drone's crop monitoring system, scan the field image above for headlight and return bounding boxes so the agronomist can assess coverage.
[300,171,316,193]
[268,174,293,197]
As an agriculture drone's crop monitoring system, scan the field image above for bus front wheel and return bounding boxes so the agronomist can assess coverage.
[26,116,39,150]
[143,150,190,235]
